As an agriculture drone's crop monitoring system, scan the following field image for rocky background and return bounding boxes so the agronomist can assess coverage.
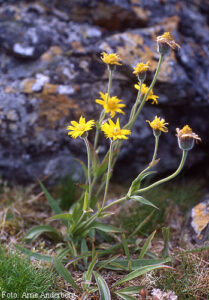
[0,0,208,184]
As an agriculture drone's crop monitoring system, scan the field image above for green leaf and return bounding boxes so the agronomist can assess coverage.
[96,255,120,271]
[75,158,88,179]
[25,225,61,242]
[93,271,111,300]
[15,245,52,263]
[48,213,72,222]
[81,239,88,268]
[96,159,109,178]
[114,292,138,300]
[39,181,62,215]
[129,211,154,238]
[97,257,171,271]
[139,230,156,259]
[86,252,98,282]
[116,286,144,295]
[131,196,158,209]
[162,227,170,258]
[127,171,156,196]
[53,257,80,291]
[91,221,123,233]
[112,264,171,287]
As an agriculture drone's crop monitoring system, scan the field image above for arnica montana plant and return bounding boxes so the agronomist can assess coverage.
[19,32,201,299]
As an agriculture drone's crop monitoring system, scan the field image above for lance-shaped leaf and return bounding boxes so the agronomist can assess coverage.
[53,257,80,291]
[39,181,62,215]
[114,292,138,300]
[15,244,53,262]
[48,213,72,222]
[112,264,171,287]
[131,196,158,209]
[138,230,156,259]
[127,171,156,196]
[93,271,111,300]
[25,225,61,242]
[115,286,144,295]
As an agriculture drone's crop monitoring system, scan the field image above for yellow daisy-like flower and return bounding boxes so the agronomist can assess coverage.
[95,92,126,118]
[101,52,122,66]
[101,118,131,141]
[176,125,201,150]
[146,116,169,133]
[133,61,150,76]
[66,116,95,139]
[157,32,180,53]
[135,83,159,104]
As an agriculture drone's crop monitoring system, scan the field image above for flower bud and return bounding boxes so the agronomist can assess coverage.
[176,125,201,151]
[157,32,180,55]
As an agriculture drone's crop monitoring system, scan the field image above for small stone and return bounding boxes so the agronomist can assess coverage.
[7,110,18,121]
[13,43,35,58]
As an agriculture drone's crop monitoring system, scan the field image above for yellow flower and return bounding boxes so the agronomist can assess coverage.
[135,83,159,104]
[146,116,169,133]
[95,92,126,118]
[101,118,131,141]
[157,32,180,54]
[101,52,122,66]
[66,116,95,139]
[176,125,201,150]
[133,61,150,76]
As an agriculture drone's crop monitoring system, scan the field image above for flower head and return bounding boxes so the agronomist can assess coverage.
[135,83,159,104]
[133,62,150,80]
[176,125,201,151]
[146,116,169,136]
[101,118,131,141]
[66,116,95,139]
[95,92,126,118]
[101,52,121,66]
[157,32,180,55]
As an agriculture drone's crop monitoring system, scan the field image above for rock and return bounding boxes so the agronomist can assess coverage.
[184,194,209,245]
[0,0,208,183]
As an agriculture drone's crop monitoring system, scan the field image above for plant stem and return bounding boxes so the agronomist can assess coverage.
[94,68,113,149]
[129,80,142,122]
[128,54,164,129]
[103,196,126,211]
[102,140,113,209]
[84,137,92,206]
[136,150,188,194]
[140,134,159,175]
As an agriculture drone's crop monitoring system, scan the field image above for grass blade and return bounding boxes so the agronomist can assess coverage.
[162,227,170,258]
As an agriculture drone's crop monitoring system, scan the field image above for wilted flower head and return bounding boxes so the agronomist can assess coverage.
[95,92,126,118]
[101,52,122,66]
[101,118,131,141]
[133,61,150,81]
[66,116,95,139]
[135,83,159,104]
[157,32,180,55]
[147,116,169,136]
[176,125,201,151]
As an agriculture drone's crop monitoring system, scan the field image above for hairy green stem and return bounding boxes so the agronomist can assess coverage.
[140,134,159,175]
[129,80,142,122]
[128,54,164,129]
[94,68,113,149]
[102,140,113,209]
[84,137,92,206]
[136,150,188,194]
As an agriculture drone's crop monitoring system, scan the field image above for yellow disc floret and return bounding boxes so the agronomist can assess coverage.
[133,61,150,76]
[146,116,169,133]
[101,118,131,141]
[135,83,159,104]
[66,116,95,139]
[95,92,126,118]
[101,52,122,65]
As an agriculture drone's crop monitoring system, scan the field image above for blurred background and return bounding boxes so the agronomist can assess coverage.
[0,0,208,184]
